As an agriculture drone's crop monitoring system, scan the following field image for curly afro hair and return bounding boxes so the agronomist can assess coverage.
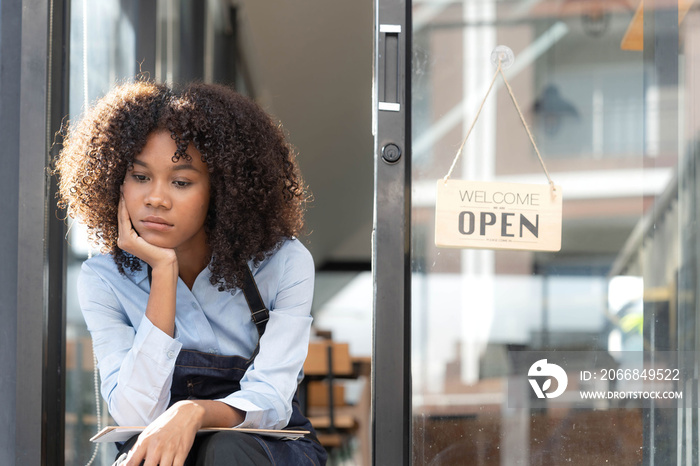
[54,80,308,291]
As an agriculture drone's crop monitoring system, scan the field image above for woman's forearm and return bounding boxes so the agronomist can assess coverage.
[179,400,246,428]
[145,259,179,337]
[117,192,180,337]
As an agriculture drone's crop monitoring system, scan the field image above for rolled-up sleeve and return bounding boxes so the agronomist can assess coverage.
[78,262,182,426]
[218,242,315,429]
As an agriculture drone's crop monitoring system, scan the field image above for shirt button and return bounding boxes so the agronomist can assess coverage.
[167,350,175,359]
[191,303,198,309]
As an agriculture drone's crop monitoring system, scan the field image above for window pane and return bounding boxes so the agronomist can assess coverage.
[65,1,137,463]
[411,2,696,464]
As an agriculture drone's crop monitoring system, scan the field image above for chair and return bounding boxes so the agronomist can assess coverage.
[303,337,366,462]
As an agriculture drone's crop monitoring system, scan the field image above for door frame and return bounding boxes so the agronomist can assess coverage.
[372,0,412,464]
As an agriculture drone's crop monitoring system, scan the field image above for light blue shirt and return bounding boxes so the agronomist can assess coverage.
[78,239,314,430]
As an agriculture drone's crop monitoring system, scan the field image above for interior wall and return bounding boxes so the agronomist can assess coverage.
[234,0,375,266]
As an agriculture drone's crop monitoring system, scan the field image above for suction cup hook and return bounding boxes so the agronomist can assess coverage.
[490,45,514,69]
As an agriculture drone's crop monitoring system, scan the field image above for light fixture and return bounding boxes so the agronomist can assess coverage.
[533,84,580,136]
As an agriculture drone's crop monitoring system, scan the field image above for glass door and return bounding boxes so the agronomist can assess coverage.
[62,2,249,464]
[374,0,700,464]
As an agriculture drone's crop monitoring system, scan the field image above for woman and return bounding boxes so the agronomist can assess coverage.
[54,80,326,466]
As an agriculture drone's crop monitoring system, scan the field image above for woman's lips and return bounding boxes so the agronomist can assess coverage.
[141,216,173,231]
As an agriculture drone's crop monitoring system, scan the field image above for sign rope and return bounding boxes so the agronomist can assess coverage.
[442,55,556,193]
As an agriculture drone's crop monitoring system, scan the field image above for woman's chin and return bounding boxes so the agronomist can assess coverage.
[134,231,176,250]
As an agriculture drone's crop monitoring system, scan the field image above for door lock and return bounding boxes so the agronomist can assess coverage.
[382,143,401,163]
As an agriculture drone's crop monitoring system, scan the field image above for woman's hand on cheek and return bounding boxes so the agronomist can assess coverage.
[124,401,204,466]
[118,192,177,271]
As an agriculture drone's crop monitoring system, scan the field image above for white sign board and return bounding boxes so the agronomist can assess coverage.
[435,180,562,251]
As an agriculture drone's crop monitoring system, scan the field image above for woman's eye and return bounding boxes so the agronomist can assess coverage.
[132,174,148,182]
[173,180,190,188]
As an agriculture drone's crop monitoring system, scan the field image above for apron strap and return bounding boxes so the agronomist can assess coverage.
[241,267,269,338]
[241,267,269,362]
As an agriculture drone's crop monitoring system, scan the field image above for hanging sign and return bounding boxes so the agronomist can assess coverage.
[435,180,562,251]
[435,46,563,252]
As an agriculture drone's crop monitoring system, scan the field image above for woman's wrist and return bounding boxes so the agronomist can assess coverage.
[150,257,179,283]
[183,400,244,428]
[168,400,207,432]
[149,255,180,279]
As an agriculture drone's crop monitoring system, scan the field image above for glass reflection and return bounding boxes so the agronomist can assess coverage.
[412,0,694,464]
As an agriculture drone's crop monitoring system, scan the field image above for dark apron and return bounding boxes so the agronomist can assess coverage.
[169,349,326,465]
[167,267,327,465]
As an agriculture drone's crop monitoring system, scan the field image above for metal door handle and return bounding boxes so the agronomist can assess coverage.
[378,24,401,112]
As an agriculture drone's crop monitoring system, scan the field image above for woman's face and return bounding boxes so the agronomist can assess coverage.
[122,131,210,255]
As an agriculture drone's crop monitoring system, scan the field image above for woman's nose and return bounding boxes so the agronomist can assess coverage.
[145,182,171,208]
